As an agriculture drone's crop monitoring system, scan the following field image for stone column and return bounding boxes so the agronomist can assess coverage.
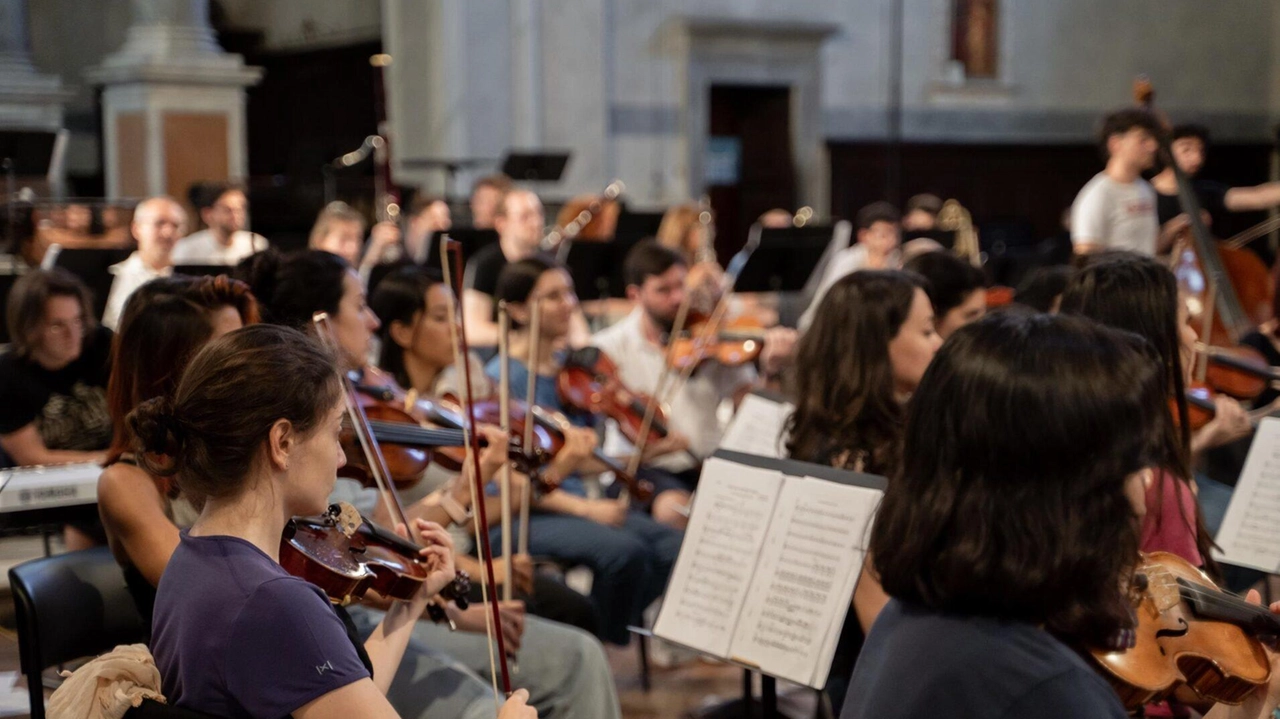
[85,0,261,203]
[0,0,70,130]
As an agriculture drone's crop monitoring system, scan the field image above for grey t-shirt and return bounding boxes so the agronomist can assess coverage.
[1070,172,1159,256]
[841,599,1127,719]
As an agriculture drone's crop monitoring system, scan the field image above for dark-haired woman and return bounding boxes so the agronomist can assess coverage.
[0,268,112,467]
[902,251,986,339]
[134,325,535,719]
[370,264,604,637]
[98,274,257,620]
[486,255,686,646]
[243,249,621,719]
[842,312,1280,719]
[784,270,941,715]
[1060,252,1252,572]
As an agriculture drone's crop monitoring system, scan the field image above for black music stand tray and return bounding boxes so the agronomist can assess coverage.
[501,152,570,182]
[735,226,839,294]
[427,228,499,269]
[562,241,624,301]
[174,264,233,278]
[46,246,132,320]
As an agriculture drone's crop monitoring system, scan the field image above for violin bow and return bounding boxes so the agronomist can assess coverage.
[439,238,513,698]
[312,312,410,532]
[520,298,541,554]
[496,302,514,603]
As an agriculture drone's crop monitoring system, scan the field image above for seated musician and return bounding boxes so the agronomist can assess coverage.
[1060,252,1252,572]
[590,241,794,528]
[401,195,451,265]
[463,189,589,350]
[487,255,686,646]
[841,311,1280,719]
[172,182,268,266]
[241,249,621,719]
[368,263,604,636]
[785,269,941,715]
[800,202,903,329]
[102,196,186,329]
[0,268,112,467]
[469,174,512,230]
[130,324,537,719]
[901,250,987,339]
[308,201,402,284]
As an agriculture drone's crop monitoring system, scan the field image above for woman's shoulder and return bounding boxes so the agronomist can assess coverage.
[97,461,161,513]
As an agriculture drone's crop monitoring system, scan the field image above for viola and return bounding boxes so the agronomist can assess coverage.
[665,324,764,372]
[280,502,471,608]
[1090,551,1277,710]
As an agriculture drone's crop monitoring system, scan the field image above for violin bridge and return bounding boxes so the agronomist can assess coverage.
[328,502,363,538]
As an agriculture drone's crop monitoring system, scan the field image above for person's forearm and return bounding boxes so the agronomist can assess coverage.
[362,599,426,695]
[1226,183,1280,212]
[465,317,500,346]
[535,489,588,517]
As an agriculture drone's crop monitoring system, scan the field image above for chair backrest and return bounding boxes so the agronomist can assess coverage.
[9,546,148,719]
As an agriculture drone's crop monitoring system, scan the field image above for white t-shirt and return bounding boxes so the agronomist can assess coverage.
[799,244,903,330]
[1070,173,1158,255]
[591,308,756,472]
[102,253,173,330]
[171,229,268,266]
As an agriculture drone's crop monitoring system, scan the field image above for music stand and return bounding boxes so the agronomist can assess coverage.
[500,152,570,182]
[612,208,664,245]
[735,225,840,294]
[44,246,132,321]
[561,242,621,301]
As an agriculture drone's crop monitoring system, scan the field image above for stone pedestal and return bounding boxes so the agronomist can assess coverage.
[85,0,261,202]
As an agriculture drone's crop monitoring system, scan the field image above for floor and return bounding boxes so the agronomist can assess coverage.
[0,533,791,719]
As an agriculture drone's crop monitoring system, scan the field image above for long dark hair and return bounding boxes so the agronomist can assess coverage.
[238,249,350,328]
[369,265,443,388]
[129,325,341,505]
[494,253,561,329]
[1057,252,1215,570]
[785,270,926,475]
[873,312,1164,646]
[105,275,260,464]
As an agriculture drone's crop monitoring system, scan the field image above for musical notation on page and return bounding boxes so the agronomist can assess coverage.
[717,393,794,458]
[652,458,783,657]
[1214,417,1280,572]
[728,477,880,686]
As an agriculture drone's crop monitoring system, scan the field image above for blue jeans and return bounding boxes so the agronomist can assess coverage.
[492,510,683,644]
[1197,473,1266,594]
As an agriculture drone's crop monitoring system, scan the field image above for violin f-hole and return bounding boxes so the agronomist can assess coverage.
[1155,618,1191,656]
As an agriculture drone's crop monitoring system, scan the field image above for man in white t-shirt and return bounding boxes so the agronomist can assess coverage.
[592,241,796,528]
[102,197,186,329]
[1070,109,1168,256]
[171,183,267,265]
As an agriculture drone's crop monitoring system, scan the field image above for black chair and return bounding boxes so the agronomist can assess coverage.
[9,547,148,719]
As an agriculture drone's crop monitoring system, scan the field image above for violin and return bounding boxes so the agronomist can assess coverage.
[665,325,764,372]
[281,502,471,608]
[558,346,673,447]
[1090,551,1277,710]
[462,396,655,503]
[1178,382,1279,432]
[1196,345,1280,402]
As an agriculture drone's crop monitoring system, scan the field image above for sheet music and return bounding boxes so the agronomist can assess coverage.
[652,458,783,657]
[717,393,794,458]
[1215,417,1280,572]
[727,476,880,687]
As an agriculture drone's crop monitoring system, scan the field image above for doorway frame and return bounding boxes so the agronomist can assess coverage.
[676,17,837,218]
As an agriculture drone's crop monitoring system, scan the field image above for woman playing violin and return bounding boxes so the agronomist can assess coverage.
[784,269,942,715]
[841,311,1280,719]
[241,249,622,719]
[135,324,534,719]
[369,263,606,637]
[487,255,686,646]
[1060,252,1252,571]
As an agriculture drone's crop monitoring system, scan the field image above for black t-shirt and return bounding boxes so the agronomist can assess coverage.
[465,242,509,299]
[841,600,1127,719]
[1155,178,1230,229]
[0,324,113,450]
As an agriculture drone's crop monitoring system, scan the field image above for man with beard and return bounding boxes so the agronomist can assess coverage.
[590,240,795,528]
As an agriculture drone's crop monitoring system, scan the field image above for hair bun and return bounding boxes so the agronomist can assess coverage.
[126,396,184,476]
[236,248,283,317]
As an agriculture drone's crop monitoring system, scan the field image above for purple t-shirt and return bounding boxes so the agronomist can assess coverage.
[151,533,370,719]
